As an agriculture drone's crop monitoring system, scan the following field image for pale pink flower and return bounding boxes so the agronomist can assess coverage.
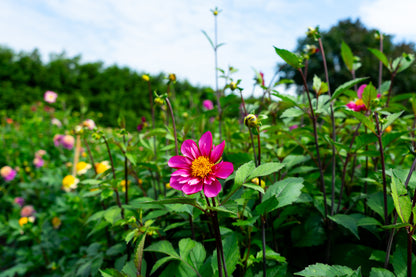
[202,100,214,111]
[1,166,17,182]
[82,119,96,130]
[168,131,234,197]
[44,91,58,103]
[53,134,64,147]
[61,135,75,150]
[20,205,36,217]
[51,118,62,127]
[33,157,44,168]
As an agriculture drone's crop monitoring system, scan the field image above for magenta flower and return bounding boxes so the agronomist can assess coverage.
[44,91,58,103]
[33,156,44,168]
[289,124,299,131]
[346,84,381,112]
[168,131,234,197]
[202,100,214,111]
[53,134,64,147]
[14,197,24,207]
[1,166,17,182]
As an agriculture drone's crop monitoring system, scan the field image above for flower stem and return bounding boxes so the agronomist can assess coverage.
[83,136,97,176]
[298,68,328,219]
[123,134,129,205]
[148,81,157,158]
[318,38,336,217]
[374,112,388,225]
[103,135,124,219]
[165,97,179,156]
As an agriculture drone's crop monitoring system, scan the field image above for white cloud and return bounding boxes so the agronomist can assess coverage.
[0,0,414,97]
[359,0,416,43]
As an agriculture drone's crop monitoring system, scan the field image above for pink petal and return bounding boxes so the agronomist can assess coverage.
[357,84,367,99]
[168,156,191,169]
[171,169,191,178]
[188,177,201,185]
[182,182,203,195]
[346,101,356,110]
[170,176,184,190]
[212,161,234,179]
[199,131,212,157]
[210,141,225,163]
[204,179,222,198]
[181,139,200,159]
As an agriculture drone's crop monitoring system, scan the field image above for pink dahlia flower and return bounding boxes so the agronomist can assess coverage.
[168,131,234,197]
[346,84,381,112]
[33,156,44,168]
[44,91,58,103]
[1,166,17,182]
[202,100,214,111]
[61,135,75,150]
[14,197,25,207]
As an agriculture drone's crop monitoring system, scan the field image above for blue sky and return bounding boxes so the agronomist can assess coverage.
[0,0,415,96]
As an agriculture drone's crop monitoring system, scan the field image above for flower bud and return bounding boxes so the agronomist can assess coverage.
[230,82,237,91]
[154,97,165,106]
[244,114,259,128]
[168,73,176,82]
[142,74,150,82]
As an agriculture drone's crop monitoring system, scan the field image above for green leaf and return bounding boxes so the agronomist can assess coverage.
[295,263,357,277]
[234,161,256,186]
[362,83,378,109]
[201,30,214,50]
[272,91,301,107]
[369,267,395,277]
[328,214,359,239]
[368,48,389,69]
[144,240,179,258]
[242,183,265,194]
[274,46,303,69]
[134,234,147,275]
[256,177,304,214]
[281,107,304,118]
[150,256,179,276]
[212,233,239,275]
[391,171,411,223]
[99,268,126,277]
[344,110,375,134]
[142,197,204,211]
[248,162,285,180]
[179,238,206,272]
[331,77,369,100]
[397,53,415,73]
[382,111,403,132]
[125,153,137,166]
[341,41,354,72]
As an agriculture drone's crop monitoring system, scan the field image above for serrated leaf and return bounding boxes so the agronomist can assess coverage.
[328,214,359,239]
[368,48,389,69]
[344,110,375,134]
[331,77,369,100]
[274,46,303,69]
[135,234,147,275]
[256,177,304,214]
[272,91,301,107]
[362,83,378,109]
[369,267,395,277]
[144,240,179,258]
[341,41,354,71]
[234,161,256,186]
[150,256,179,275]
[295,263,357,277]
[281,107,304,118]
[248,162,285,180]
[242,183,265,194]
[382,111,403,132]
[99,268,126,277]
[391,171,411,223]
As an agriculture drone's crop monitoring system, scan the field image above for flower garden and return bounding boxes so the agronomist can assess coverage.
[1,10,416,277]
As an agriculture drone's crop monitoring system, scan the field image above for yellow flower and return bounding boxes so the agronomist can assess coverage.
[385,125,392,133]
[251,178,265,188]
[19,217,29,227]
[52,217,62,229]
[244,114,259,128]
[62,175,79,192]
[119,180,131,192]
[142,74,150,82]
[166,183,171,189]
[95,161,111,174]
[76,161,91,175]
[168,73,176,82]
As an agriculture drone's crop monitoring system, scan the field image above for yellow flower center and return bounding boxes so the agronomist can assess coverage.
[191,156,213,178]
[355,98,364,106]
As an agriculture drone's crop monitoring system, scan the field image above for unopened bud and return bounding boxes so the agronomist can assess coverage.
[142,74,150,82]
[244,114,259,128]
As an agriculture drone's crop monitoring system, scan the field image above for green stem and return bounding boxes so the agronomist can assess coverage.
[165,97,179,156]
[374,112,388,225]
